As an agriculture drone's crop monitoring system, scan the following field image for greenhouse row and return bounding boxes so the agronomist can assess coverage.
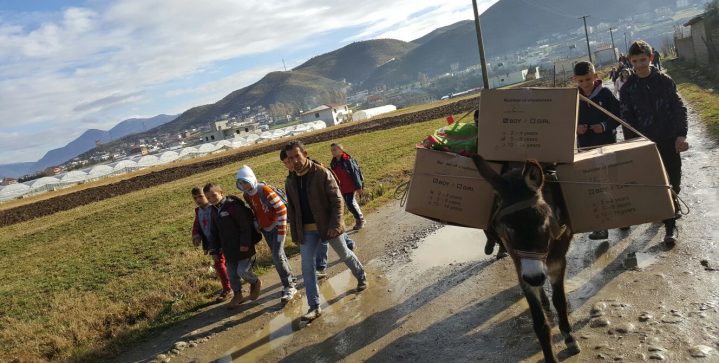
[0,121,327,202]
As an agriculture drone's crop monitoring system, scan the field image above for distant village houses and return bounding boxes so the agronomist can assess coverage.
[300,104,351,126]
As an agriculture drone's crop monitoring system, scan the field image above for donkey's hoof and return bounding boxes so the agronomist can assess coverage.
[565,339,581,355]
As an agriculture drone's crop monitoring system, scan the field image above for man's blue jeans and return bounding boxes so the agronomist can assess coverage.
[300,231,365,309]
[316,233,355,271]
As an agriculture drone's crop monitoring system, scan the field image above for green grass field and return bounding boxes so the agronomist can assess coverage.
[665,59,719,140]
[0,115,450,362]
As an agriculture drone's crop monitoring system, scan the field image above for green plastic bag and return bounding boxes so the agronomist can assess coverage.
[421,122,478,155]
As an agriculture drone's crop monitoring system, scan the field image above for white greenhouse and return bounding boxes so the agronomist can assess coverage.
[353,105,397,121]
[60,170,88,184]
[0,183,30,201]
[179,147,198,159]
[197,143,218,155]
[137,155,160,168]
[113,160,138,173]
[159,151,180,164]
[27,176,61,192]
[87,165,114,180]
[214,140,232,150]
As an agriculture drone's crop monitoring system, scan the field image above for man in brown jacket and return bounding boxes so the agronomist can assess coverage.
[283,141,367,322]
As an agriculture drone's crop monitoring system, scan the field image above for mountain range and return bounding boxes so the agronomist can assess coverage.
[3,0,695,178]
[0,114,176,178]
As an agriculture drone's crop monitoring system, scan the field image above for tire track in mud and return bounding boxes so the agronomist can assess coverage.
[0,97,480,227]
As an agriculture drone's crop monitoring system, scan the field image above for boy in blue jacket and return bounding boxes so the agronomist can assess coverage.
[573,61,621,240]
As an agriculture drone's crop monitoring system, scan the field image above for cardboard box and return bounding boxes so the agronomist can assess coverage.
[478,88,579,163]
[556,139,675,233]
[405,147,500,229]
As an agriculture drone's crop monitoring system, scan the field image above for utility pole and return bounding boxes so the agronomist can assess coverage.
[623,32,628,54]
[579,15,593,62]
[282,58,287,72]
[609,28,617,62]
[472,0,490,89]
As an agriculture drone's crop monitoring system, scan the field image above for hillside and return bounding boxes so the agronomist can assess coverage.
[293,39,417,84]
[362,20,479,89]
[0,114,176,178]
[117,71,346,138]
[363,0,682,89]
[57,0,691,155]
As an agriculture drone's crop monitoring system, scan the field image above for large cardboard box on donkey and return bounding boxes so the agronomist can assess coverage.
[556,139,676,233]
[405,147,501,229]
[478,88,579,163]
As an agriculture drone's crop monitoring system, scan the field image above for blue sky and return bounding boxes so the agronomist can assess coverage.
[0,0,496,164]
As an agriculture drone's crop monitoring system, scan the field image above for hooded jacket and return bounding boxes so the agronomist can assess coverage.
[236,165,288,234]
[620,67,688,142]
[285,160,344,243]
[208,195,256,261]
[330,152,364,194]
[577,80,621,148]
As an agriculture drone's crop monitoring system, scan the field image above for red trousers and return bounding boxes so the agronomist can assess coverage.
[212,251,231,291]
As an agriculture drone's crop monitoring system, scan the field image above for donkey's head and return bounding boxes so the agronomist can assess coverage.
[472,155,554,287]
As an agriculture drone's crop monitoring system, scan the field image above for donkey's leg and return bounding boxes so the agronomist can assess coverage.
[549,257,581,356]
[521,282,558,363]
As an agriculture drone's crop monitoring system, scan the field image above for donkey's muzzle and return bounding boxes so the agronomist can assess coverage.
[520,258,547,287]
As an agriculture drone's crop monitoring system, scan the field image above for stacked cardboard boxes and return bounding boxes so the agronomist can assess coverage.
[405,87,675,232]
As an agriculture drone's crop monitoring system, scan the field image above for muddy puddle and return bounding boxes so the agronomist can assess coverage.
[213,266,391,363]
[211,226,489,363]
[409,226,487,269]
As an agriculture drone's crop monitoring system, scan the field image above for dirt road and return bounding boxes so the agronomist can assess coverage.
[116,105,719,363]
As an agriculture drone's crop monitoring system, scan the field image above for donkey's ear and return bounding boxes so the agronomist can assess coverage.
[522,160,544,192]
[471,154,505,194]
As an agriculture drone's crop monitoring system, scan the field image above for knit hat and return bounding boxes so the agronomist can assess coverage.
[235,165,258,195]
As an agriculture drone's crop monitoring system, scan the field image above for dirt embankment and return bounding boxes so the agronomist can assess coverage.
[0,97,480,227]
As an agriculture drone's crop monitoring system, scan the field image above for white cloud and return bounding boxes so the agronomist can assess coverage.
[0,0,497,164]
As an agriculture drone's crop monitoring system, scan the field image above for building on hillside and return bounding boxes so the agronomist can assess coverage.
[675,14,713,65]
[300,104,351,126]
[201,120,260,142]
[554,56,591,76]
[128,145,149,156]
[44,166,62,176]
[489,67,541,89]
[594,47,619,66]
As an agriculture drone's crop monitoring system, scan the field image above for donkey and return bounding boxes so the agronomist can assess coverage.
[471,155,580,363]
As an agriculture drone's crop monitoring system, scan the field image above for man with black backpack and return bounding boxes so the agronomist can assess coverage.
[204,182,263,309]
[235,165,297,303]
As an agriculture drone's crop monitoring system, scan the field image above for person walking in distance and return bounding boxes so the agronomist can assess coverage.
[235,165,297,303]
[190,186,232,302]
[329,143,366,231]
[283,141,368,322]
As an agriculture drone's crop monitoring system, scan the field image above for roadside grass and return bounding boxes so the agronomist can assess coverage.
[665,59,719,140]
[0,115,449,362]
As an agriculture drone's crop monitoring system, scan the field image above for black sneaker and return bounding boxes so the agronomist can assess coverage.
[588,230,609,240]
[316,269,327,279]
[664,227,677,246]
[496,243,509,260]
[484,239,496,255]
[357,276,368,292]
